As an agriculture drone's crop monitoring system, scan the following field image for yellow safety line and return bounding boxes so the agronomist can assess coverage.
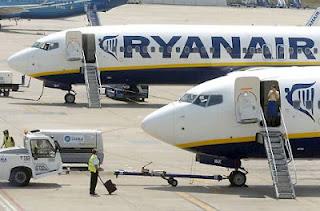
[176,192,219,211]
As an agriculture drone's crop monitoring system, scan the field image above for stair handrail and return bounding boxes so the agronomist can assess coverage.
[82,51,91,106]
[279,108,297,185]
[94,53,102,90]
[259,106,280,193]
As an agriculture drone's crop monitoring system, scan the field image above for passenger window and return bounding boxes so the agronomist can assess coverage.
[314,48,318,54]
[120,46,124,52]
[192,48,199,53]
[306,100,312,110]
[297,48,302,54]
[151,46,155,53]
[183,46,190,54]
[207,95,223,106]
[226,47,232,54]
[293,100,300,109]
[135,46,140,52]
[127,46,132,53]
[200,47,207,54]
[176,47,180,53]
[210,47,214,53]
[159,47,164,53]
[167,46,172,53]
[30,139,55,159]
[142,46,148,54]
[242,48,247,53]
[193,95,209,107]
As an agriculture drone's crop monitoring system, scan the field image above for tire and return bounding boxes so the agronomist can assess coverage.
[9,168,31,187]
[168,177,178,187]
[3,90,9,97]
[229,171,246,187]
[64,93,75,104]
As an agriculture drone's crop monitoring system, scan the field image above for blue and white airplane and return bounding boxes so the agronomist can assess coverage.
[7,23,320,103]
[0,0,127,24]
[142,66,320,196]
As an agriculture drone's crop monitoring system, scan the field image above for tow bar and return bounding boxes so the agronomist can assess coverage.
[114,162,227,187]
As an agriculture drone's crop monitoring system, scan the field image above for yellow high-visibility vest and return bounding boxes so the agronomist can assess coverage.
[3,137,14,148]
[88,154,98,173]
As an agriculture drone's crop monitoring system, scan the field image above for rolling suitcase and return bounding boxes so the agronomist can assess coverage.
[98,175,117,195]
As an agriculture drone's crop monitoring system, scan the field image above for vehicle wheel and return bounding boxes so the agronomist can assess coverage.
[168,177,178,187]
[3,90,9,97]
[9,168,31,187]
[64,93,75,104]
[229,171,246,187]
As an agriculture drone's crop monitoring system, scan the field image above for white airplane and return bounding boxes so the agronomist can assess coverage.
[142,66,320,197]
[7,24,320,103]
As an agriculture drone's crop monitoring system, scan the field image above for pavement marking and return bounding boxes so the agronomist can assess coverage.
[0,188,24,211]
[176,192,219,211]
[0,193,17,211]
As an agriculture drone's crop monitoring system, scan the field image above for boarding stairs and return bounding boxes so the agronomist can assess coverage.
[85,4,101,26]
[82,53,101,108]
[259,109,297,199]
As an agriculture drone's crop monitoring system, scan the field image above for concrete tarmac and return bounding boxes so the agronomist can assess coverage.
[0,4,320,211]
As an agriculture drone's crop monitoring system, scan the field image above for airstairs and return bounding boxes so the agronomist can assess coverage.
[85,4,101,26]
[82,53,101,108]
[259,109,297,199]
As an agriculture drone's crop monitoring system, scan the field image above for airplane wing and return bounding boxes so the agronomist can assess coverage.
[86,5,101,26]
[0,6,26,16]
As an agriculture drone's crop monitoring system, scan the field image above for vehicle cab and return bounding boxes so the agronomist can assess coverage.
[0,132,62,186]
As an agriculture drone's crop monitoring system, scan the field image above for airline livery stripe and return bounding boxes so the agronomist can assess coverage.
[29,61,320,78]
[176,132,320,149]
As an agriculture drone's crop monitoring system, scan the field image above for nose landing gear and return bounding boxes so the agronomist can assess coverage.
[228,169,248,187]
[64,90,76,104]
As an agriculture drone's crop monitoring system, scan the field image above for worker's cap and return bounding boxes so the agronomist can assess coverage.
[3,130,8,134]
[92,149,97,154]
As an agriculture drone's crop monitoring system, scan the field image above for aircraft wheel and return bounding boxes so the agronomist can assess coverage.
[229,170,246,187]
[3,90,9,97]
[168,177,178,187]
[65,93,76,104]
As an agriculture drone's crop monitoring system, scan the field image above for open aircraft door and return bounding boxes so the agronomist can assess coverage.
[65,31,83,61]
[235,77,261,124]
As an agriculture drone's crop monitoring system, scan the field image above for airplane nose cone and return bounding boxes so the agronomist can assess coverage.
[142,104,175,142]
[8,48,34,74]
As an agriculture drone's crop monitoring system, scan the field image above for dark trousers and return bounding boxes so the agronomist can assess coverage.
[90,172,98,194]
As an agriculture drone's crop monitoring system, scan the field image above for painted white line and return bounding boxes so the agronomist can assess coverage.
[0,193,17,211]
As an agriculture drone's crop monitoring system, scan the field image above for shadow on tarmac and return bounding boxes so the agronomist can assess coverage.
[145,185,320,198]
[0,182,64,189]
[9,102,167,109]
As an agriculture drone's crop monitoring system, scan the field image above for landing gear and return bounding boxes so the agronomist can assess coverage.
[167,177,178,187]
[64,91,76,104]
[228,170,247,187]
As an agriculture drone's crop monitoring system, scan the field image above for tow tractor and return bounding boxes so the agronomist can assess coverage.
[0,131,63,186]
[114,162,227,187]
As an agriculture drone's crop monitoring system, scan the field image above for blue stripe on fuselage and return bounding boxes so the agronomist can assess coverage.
[38,66,235,85]
[188,137,320,159]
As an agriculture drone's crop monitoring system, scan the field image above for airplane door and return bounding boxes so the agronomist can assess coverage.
[65,31,83,61]
[82,34,96,63]
[235,77,261,123]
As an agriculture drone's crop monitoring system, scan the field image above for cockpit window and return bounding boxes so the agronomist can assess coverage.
[193,95,223,107]
[193,95,209,107]
[179,93,197,103]
[32,42,59,51]
[207,95,223,106]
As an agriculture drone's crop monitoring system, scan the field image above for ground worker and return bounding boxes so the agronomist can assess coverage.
[1,130,15,148]
[88,149,100,196]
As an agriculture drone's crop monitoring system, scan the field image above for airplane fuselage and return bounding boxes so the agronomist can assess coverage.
[142,67,320,159]
[8,25,320,88]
